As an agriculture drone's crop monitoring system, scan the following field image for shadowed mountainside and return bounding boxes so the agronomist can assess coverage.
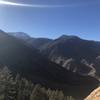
[9,32,100,78]
[0,30,99,99]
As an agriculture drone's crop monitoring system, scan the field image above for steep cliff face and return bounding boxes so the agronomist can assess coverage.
[85,87,100,100]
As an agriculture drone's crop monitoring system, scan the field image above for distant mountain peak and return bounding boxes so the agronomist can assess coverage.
[12,32,30,37]
[58,34,80,40]
[8,32,31,40]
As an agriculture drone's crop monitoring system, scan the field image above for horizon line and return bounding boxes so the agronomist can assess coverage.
[1,29,99,42]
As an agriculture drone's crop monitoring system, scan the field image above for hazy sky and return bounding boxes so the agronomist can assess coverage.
[0,0,100,41]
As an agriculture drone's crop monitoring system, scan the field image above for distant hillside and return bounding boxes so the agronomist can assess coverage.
[0,31,79,84]
[8,32,31,41]
[8,32,100,78]
[8,32,52,49]
[38,35,100,77]
[0,30,99,99]
[39,35,100,61]
[11,32,100,78]
[27,38,53,49]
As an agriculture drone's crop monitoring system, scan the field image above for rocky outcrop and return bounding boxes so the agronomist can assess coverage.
[85,87,100,100]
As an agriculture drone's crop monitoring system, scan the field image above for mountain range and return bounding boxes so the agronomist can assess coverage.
[0,30,99,99]
[8,31,100,77]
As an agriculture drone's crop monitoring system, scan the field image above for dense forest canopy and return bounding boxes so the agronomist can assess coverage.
[0,66,75,100]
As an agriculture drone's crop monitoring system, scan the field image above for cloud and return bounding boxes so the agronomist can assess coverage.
[0,0,66,8]
[0,0,99,8]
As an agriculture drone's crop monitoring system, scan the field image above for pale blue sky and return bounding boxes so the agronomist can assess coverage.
[0,0,100,41]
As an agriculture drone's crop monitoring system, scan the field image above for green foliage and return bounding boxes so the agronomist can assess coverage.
[0,67,75,100]
[30,84,48,100]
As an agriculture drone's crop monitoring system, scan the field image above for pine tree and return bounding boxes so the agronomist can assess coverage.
[0,66,75,100]
[30,84,49,100]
